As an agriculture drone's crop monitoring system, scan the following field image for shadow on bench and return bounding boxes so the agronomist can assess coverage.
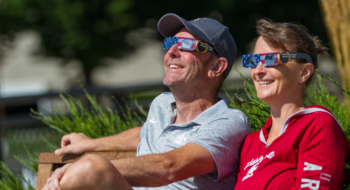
[35,151,136,190]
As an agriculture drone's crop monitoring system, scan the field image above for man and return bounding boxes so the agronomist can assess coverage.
[43,13,251,190]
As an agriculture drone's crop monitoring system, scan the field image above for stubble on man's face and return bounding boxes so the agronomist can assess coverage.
[162,28,213,88]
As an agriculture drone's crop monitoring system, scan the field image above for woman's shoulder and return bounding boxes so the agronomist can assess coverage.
[306,105,331,112]
[304,105,338,123]
[301,105,342,132]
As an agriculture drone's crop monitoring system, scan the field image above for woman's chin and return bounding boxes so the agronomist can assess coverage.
[257,93,274,103]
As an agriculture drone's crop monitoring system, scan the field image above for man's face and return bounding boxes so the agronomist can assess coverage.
[163,28,214,87]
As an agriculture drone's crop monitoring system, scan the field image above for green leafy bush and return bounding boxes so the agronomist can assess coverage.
[0,162,34,190]
[2,72,350,189]
[31,89,147,138]
[0,88,147,190]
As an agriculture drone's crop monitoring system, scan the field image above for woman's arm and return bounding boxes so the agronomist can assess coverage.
[294,114,349,190]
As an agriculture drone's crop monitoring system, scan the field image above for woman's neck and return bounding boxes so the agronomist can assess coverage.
[269,100,306,134]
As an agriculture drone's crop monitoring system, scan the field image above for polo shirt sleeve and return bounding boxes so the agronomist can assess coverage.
[294,113,349,190]
[188,113,251,182]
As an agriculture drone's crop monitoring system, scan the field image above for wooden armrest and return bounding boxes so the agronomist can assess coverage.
[36,151,136,190]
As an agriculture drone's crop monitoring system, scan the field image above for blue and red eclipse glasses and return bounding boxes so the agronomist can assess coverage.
[163,37,216,54]
[242,52,312,68]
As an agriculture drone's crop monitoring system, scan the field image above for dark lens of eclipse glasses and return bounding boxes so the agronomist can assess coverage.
[279,52,290,64]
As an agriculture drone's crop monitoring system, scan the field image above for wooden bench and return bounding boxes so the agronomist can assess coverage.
[35,151,350,190]
[35,151,136,190]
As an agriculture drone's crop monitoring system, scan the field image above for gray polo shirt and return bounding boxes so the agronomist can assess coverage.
[134,92,251,190]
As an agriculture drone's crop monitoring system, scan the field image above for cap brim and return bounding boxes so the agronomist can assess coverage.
[158,13,212,45]
[157,13,189,37]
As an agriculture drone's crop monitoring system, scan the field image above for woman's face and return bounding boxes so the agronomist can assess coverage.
[251,37,305,105]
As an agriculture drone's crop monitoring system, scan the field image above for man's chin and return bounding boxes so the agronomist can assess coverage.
[163,79,182,87]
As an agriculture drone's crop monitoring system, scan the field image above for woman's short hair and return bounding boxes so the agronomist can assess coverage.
[256,19,328,87]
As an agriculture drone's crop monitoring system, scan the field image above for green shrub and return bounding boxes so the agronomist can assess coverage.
[2,72,350,189]
[0,162,34,190]
[31,89,147,138]
[0,88,147,189]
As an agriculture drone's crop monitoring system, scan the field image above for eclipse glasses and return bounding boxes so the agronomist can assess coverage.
[163,37,216,54]
[242,52,312,68]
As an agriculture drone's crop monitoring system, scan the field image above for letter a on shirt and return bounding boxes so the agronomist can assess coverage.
[303,162,322,171]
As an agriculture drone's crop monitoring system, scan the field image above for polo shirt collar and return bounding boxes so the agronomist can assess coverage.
[169,98,228,126]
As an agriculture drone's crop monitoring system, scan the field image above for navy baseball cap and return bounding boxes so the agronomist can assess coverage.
[157,13,237,79]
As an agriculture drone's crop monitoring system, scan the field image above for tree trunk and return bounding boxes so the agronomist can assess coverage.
[318,0,350,102]
[0,16,3,165]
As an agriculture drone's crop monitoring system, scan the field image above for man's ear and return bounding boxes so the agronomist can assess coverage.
[208,57,228,78]
[299,63,314,84]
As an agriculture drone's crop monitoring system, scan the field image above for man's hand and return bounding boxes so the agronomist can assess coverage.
[55,133,94,155]
[41,163,72,190]
[55,127,142,156]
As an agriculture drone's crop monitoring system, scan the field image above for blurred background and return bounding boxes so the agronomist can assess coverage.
[0,0,346,188]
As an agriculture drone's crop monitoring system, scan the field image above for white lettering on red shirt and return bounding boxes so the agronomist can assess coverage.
[303,162,322,171]
[320,173,331,182]
[242,151,275,181]
[301,178,320,189]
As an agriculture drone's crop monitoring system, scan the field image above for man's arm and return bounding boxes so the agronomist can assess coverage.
[55,127,142,155]
[112,143,216,187]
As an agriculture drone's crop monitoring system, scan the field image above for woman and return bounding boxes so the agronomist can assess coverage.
[234,19,349,190]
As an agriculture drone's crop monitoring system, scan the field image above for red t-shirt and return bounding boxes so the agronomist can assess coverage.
[235,105,349,190]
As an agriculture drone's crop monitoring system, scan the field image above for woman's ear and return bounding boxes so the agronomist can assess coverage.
[299,63,314,83]
[208,57,228,78]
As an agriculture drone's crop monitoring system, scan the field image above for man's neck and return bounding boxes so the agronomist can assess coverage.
[170,86,218,124]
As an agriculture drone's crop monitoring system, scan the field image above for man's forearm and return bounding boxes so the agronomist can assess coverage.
[111,154,174,187]
[93,127,142,151]
[111,143,216,187]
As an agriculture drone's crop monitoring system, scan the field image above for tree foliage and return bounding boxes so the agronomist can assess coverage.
[0,0,327,84]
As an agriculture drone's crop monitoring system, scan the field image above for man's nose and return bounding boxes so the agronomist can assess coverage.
[167,44,181,58]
